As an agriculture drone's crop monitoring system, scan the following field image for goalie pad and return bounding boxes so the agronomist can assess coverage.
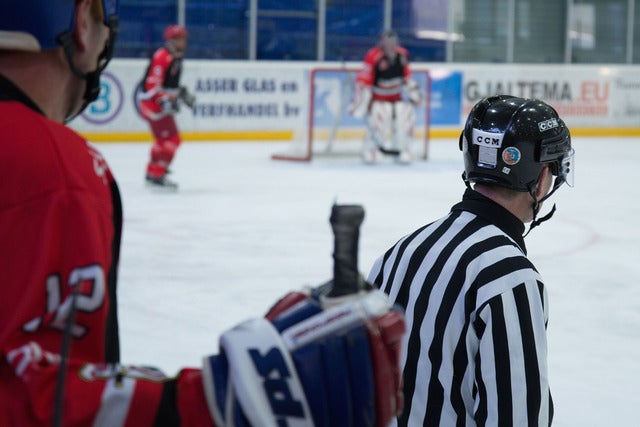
[348,83,372,119]
[363,101,416,162]
[366,101,394,151]
[393,101,416,150]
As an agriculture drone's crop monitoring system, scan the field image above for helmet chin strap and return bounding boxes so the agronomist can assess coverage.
[462,172,472,189]
[524,177,564,237]
[57,31,102,122]
[524,202,556,237]
[462,172,563,237]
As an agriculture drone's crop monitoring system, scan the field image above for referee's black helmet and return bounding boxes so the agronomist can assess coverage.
[459,95,574,193]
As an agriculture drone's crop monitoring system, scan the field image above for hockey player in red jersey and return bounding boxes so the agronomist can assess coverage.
[0,2,406,426]
[349,30,422,164]
[137,24,195,190]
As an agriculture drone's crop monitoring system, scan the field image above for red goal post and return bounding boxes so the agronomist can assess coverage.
[272,67,431,162]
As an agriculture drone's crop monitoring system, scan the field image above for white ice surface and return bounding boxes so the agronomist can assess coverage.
[95,137,640,427]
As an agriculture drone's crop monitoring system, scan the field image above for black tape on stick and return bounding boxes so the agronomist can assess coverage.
[328,204,366,297]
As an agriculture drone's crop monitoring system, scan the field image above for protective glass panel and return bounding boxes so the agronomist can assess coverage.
[571,0,628,63]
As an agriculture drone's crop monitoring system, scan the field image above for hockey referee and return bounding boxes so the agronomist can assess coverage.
[368,95,575,426]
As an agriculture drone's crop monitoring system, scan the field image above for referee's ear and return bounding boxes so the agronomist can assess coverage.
[535,166,553,200]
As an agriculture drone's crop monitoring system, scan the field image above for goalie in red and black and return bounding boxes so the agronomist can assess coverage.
[349,30,422,164]
[136,24,196,190]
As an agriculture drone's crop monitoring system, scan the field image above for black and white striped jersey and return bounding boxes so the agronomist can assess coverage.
[368,189,553,426]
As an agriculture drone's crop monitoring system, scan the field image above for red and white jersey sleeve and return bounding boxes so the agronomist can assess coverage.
[144,47,174,100]
[0,101,213,427]
[355,46,382,87]
[355,45,412,103]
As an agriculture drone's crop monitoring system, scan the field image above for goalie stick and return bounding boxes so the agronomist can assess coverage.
[370,127,402,156]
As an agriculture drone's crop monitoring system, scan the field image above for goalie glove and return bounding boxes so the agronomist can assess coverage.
[348,83,372,119]
[404,79,422,105]
[179,86,197,109]
[202,289,405,427]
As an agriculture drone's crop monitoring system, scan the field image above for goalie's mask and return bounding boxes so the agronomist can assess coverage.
[0,0,119,121]
[459,95,574,233]
[379,29,399,59]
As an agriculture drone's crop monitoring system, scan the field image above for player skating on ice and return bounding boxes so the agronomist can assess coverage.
[137,24,195,190]
[0,3,405,424]
[349,30,422,164]
[369,96,575,426]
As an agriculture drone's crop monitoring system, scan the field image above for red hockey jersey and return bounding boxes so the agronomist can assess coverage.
[0,77,212,427]
[137,46,184,120]
[355,45,412,103]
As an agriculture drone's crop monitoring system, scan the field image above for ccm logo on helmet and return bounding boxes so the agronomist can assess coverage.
[472,129,504,148]
[538,118,559,132]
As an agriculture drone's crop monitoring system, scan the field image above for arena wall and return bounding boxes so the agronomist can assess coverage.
[71,60,640,142]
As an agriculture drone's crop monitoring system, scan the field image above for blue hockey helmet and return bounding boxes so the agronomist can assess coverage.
[0,0,118,52]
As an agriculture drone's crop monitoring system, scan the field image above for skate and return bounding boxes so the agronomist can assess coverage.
[396,150,413,165]
[145,174,178,191]
[361,148,378,164]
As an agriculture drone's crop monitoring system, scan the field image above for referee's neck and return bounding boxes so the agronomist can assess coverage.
[473,184,530,224]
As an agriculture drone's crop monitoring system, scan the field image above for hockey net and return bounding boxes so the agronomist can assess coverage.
[272,67,431,162]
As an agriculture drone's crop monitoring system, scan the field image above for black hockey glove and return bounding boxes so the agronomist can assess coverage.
[179,86,196,109]
[160,97,180,114]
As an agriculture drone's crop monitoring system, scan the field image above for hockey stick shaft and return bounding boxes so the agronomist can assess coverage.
[53,285,80,427]
[328,204,365,297]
